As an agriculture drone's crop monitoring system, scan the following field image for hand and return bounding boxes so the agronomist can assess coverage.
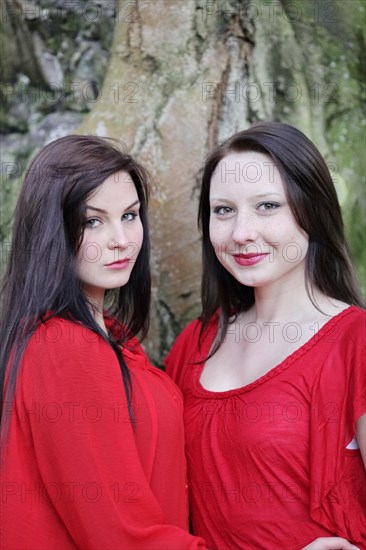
[302,538,360,550]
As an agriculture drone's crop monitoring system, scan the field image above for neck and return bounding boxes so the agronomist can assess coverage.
[84,290,108,333]
[250,269,316,323]
[94,309,108,333]
[252,286,311,323]
[251,279,346,324]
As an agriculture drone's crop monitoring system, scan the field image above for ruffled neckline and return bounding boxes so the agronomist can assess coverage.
[192,306,358,399]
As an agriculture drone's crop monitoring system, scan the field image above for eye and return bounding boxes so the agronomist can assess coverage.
[212,205,234,216]
[84,218,101,228]
[257,202,280,212]
[122,212,139,221]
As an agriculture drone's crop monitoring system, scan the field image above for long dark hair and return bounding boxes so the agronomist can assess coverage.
[0,134,152,429]
[198,121,365,353]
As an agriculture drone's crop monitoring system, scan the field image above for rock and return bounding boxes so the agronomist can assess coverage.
[33,32,64,89]
[31,111,84,145]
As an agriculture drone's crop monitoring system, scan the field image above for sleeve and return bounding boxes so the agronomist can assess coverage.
[164,320,202,389]
[351,332,366,429]
[20,319,206,549]
[309,311,366,546]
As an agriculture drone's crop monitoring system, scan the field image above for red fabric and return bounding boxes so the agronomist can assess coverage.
[1,317,206,549]
[165,306,366,550]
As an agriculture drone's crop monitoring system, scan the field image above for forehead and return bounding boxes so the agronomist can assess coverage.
[210,151,285,195]
[88,170,138,202]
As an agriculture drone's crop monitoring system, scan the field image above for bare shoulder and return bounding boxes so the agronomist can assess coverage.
[311,296,364,327]
[318,298,350,316]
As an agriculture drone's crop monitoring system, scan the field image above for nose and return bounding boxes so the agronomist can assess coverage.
[107,222,129,250]
[231,212,259,244]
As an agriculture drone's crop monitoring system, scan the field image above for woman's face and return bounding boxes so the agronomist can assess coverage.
[209,150,309,292]
[76,170,144,306]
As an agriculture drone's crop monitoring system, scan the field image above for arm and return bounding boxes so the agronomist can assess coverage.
[302,538,359,550]
[22,320,205,549]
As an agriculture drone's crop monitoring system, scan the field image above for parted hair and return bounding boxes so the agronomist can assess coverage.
[0,134,152,429]
[198,121,364,354]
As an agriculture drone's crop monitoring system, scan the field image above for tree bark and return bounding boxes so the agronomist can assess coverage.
[0,0,46,85]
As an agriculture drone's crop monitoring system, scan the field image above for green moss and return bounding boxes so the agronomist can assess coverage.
[273,0,366,294]
[0,108,28,133]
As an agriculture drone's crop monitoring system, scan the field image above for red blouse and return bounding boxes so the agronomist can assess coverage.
[1,317,206,549]
[165,306,366,550]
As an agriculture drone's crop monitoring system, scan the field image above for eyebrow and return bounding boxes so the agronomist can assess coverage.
[210,193,282,201]
[253,193,282,198]
[86,200,140,214]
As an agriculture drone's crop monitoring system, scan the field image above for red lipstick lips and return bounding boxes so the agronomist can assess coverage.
[233,253,269,266]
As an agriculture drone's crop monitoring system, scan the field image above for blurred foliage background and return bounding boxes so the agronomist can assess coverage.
[1,0,365,363]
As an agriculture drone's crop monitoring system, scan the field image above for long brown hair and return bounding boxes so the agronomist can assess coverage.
[198,121,364,353]
[1,135,152,429]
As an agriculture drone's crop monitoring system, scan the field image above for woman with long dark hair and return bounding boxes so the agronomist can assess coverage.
[166,122,365,550]
[0,135,206,549]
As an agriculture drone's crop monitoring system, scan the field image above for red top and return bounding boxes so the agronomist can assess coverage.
[1,317,206,549]
[165,306,366,550]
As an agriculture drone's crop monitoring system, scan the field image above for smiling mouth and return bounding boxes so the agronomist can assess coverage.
[236,253,267,259]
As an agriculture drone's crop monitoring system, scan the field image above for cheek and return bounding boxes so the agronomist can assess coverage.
[75,250,89,281]
[209,220,230,249]
[288,225,309,250]
[209,224,231,266]
[276,227,309,262]
[136,222,144,246]
[129,222,144,256]
[298,235,309,260]
[77,236,103,266]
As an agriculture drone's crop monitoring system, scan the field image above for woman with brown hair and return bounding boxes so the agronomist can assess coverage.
[0,135,206,549]
[166,122,365,550]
